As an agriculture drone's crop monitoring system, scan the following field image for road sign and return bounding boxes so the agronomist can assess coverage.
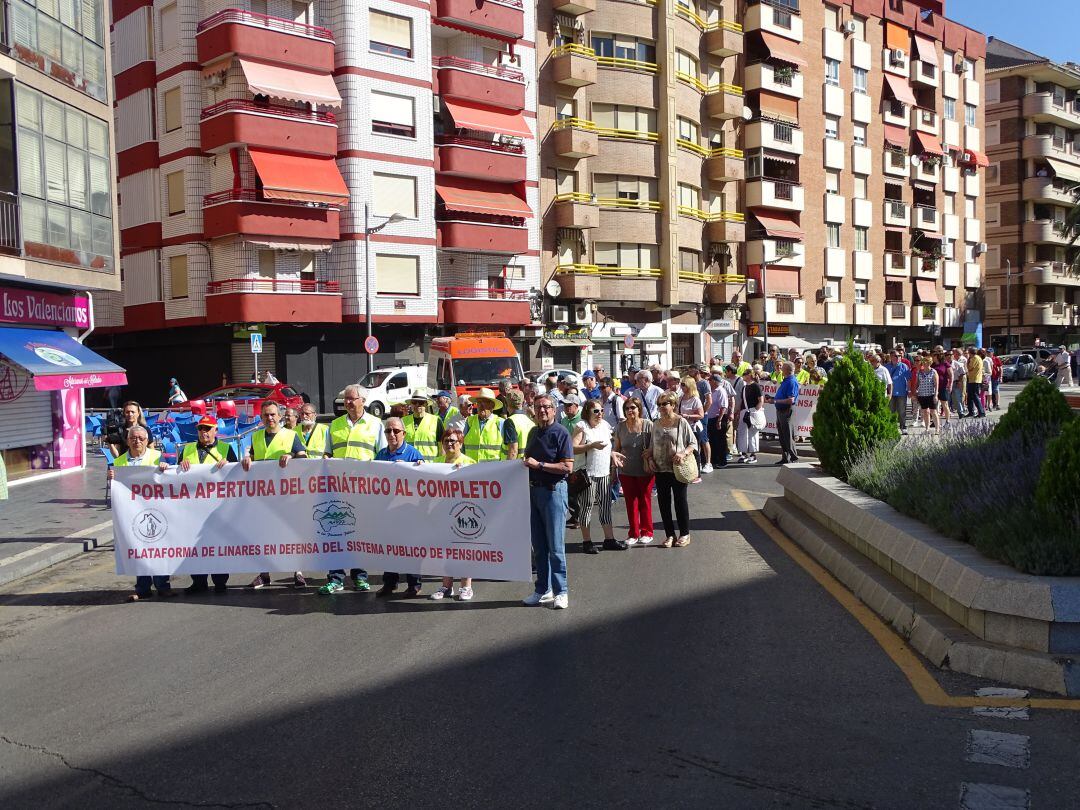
[250,333,263,354]
[364,335,380,355]
[623,333,635,349]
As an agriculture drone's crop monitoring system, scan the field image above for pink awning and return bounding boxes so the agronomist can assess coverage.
[914,131,944,156]
[884,74,917,106]
[238,58,342,108]
[443,99,532,139]
[913,36,938,67]
[915,279,938,304]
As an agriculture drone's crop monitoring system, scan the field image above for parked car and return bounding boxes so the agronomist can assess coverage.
[171,383,304,418]
[524,368,579,385]
[334,365,427,418]
[1001,354,1037,382]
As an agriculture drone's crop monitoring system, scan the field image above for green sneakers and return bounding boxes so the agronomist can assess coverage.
[353,576,371,592]
[318,580,344,595]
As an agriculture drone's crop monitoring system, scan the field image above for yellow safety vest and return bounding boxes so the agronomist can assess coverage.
[463,414,507,462]
[329,413,381,460]
[251,428,298,461]
[114,448,162,466]
[181,441,231,465]
[301,423,330,456]
[434,454,475,466]
[404,412,440,461]
[734,361,752,376]
[796,370,810,385]
[437,406,460,428]
[508,412,535,452]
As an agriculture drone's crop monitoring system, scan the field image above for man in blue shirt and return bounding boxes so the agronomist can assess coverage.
[374,417,425,597]
[885,350,911,435]
[768,361,801,465]
[580,370,602,401]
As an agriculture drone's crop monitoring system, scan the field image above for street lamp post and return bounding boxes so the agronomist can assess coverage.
[1005,258,1012,354]
[364,203,405,375]
[760,258,771,357]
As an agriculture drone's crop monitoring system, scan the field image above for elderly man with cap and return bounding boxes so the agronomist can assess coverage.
[462,387,518,463]
[1054,345,1073,389]
[503,389,535,452]
[580,370,602,401]
[403,387,443,461]
[180,416,237,594]
[112,425,172,601]
[375,416,426,598]
[433,390,459,429]
[298,402,330,457]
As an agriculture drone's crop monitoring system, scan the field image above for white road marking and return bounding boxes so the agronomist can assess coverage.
[975,688,1030,699]
[965,730,1031,769]
[973,707,1030,721]
[958,782,1031,810]
[0,520,113,566]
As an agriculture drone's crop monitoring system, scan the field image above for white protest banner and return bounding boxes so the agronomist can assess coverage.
[759,382,822,436]
[112,459,531,581]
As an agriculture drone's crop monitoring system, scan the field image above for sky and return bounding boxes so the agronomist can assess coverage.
[946,0,1079,64]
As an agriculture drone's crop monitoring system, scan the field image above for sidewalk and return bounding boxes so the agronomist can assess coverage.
[0,457,113,587]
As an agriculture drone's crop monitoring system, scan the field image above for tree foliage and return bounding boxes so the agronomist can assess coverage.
[991,375,1074,444]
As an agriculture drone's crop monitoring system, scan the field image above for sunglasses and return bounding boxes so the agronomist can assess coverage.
[384,428,403,435]
[197,425,214,431]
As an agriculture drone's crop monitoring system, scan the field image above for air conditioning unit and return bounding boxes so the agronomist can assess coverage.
[841,20,857,35]
[818,284,837,302]
[941,153,953,168]
[746,278,758,294]
[954,57,968,74]
[205,73,225,88]
[550,305,570,324]
[499,53,518,66]
[890,48,906,65]
[976,242,988,254]
[574,303,593,324]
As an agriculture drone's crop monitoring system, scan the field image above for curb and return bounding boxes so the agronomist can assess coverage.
[0,522,113,588]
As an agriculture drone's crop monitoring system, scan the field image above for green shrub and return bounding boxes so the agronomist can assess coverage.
[811,347,899,480]
[991,375,1073,443]
[1033,416,1080,571]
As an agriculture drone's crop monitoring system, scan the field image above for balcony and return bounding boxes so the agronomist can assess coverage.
[705,211,746,243]
[704,21,744,57]
[705,148,745,182]
[433,0,525,40]
[912,255,940,279]
[200,101,337,156]
[705,275,749,305]
[744,62,803,99]
[912,304,938,326]
[883,149,909,177]
[882,102,909,129]
[552,0,596,16]
[435,136,526,182]
[203,189,340,241]
[1022,92,1080,128]
[550,119,599,158]
[854,303,875,325]
[883,199,909,227]
[745,120,803,155]
[1023,177,1077,206]
[552,193,599,229]
[1022,135,1080,164]
[550,45,597,87]
[825,301,850,324]
[884,250,909,276]
[433,57,526,110]
[943,260,960,288]
[911,59,938,88]
[437,215,528,253]
[1023,220,1070,245]
[913,159,940,184]
[744,2,803,43]
[747,239,804,268]
[1024,302,1074,326]
[1027,261,1080,287]
[911,205,939,232]
[746,178,804,211]
[749,296,806,324]
[884,302,910,326]
[913,107,939,136]
[438,286,531,326]
[882,49,908,78]
[205,278,342,324]
[704,84,745,120]
[554,264,660,303]
[196,9,334,72]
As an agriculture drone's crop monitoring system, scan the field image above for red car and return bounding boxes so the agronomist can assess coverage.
[170,383,304,418]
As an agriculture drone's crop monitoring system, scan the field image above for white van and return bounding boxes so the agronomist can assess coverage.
[334,365,427,418]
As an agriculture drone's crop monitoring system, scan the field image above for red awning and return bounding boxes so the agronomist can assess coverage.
[962,149,990,167]
[758,31,808,67]
[914,131,944,156]
[884,225,907,233]
[915,279,938,304]
[912,36,938,67]
[435,178,533,217]
[751,210,804,240]
[238,58,342,108]
[916,231,943,240]
[883,74,917,106]
[443,99,532,139]
[884,124,908,149]
[248,149,350,206]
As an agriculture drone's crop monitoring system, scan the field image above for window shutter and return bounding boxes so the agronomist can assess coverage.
[160,4,178,47]
[592,174,615,197]
[169,254,188,298]
[643,244,659,269]
[592,104,614,128]
[593,242,616,266]
[370,11,412,51]
[372,92,414,126]
[372,173,417,219]
[164,88,182,132]
[18,131,43,197]
[375,254,419,295]
[167,170,185,215]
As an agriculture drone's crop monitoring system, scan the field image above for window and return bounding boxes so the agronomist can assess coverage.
[555,97,575,120]
[592,104,655,133]
[776,297,795,314]
[369,10,412,58]
[825,169,840,193]
[292,2,310,25]
[372,173,417,219]
[965,103,977,126]
[987,164,999,185]
[854,283,868,304]
[299,252,314,281]
[555,169,578,195]
[676,49,698,79]
[822,4,839,30]
[163,87,181,133]
[371,91,415,137]
[168,254,188,298]
[853,123,866,146]
[944,193,955,215]
[854,175,867,199]
[386,373,407,391]
[772,121,794,144]
[850,15,866,41]
[677,115,698,143]
[593,242,658,269]
[257,250,275,279]
[8,0,107,99]
[964,196,976,218]
[985,121,999,145]
[590,35,613,57]
[825,59,840,87]
[853,67,868,94]
[166,170,185,215]
[942,239,954,260]
[679,249,700,275]
[944,98,956,121]
[986,203,1000,227]
[964,242,976,263]
[677,183,700,212]
[855,226,868,251]
[745,151,762,178]
[160,3,178,49]
[885,280,904,302]
[825,116,839,139]
[826,223,841,248]
[375,254,420,295]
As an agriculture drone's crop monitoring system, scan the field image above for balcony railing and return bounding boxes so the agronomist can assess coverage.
[432,55,524,83]
[886,199,908,219]
[679,207,745,223]
[884,251,908,271]
[772,180,797,201]
[598,197,662,211]
[677,139,745,160]
[196,9,333,40]
[914,205,937,226]
[550,43,596,60]
[438,286,529,300]
[679,270,747,283]
[203,188,339,209]
[550,118,659,142]
[207,279,341,294]
[437,210,526,226]
[675,5,744,33]
[436,134,525,154]
[596,55,657,73]
[200,99,336,123]
[0,193,19,254]
[556,264,661,278]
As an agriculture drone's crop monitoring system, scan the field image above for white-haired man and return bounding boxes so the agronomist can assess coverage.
[627,369,663,420]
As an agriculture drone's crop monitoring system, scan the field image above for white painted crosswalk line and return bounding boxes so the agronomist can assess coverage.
[965,730,1031,769]
[975,688,1029,699]
[958,782,1031,810]
[972,707,1030,720]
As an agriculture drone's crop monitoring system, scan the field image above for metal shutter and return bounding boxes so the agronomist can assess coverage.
[0,363,55,450]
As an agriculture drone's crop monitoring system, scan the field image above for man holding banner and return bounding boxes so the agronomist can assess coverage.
[374,417,426,598]
[180,416,237,594]
[116,425,173,602]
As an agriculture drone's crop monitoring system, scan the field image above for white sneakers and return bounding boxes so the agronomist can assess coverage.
[457,586,474,601]
[430,586,453,600]
[701,463,714,474]
[626,536,639,546]
[522,590,567,609]
[638,535,654,545]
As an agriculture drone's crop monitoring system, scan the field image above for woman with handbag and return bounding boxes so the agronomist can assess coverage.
[678,376,705,483]
[736,368,764,464]
[572,402,623,553]
[613,398,654,546]
[649,392,696,548]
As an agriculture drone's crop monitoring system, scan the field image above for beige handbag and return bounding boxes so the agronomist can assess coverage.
[673,449,699,484]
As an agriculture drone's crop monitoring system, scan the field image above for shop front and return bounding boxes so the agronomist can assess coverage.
[0,284,126,481]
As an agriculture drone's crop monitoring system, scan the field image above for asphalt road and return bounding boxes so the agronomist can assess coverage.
[1,383,1075,809]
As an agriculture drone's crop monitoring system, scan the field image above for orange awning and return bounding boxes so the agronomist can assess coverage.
[914,131,944,156]
[758,31,808,67]
[963,149,991,167]
[443,99,532,139]
[436,178,533,217]
[885,21,910,52]
[915,279,938,304]
[239,58,342,108]
[912,36,938,66]
[883,74,917,106]
[751,210,804,240]
[884,124,908,149]
[249,149,350,207]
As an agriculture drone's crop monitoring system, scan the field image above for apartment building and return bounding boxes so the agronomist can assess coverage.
[537,0,987,370]
[1,0,125,480]
[983,37,1080,351]
[98,0,538,409]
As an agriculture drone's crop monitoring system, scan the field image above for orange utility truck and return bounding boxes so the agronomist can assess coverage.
[428,332,524,398]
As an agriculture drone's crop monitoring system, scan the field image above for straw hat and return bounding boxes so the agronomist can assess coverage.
[472,387,503,410]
